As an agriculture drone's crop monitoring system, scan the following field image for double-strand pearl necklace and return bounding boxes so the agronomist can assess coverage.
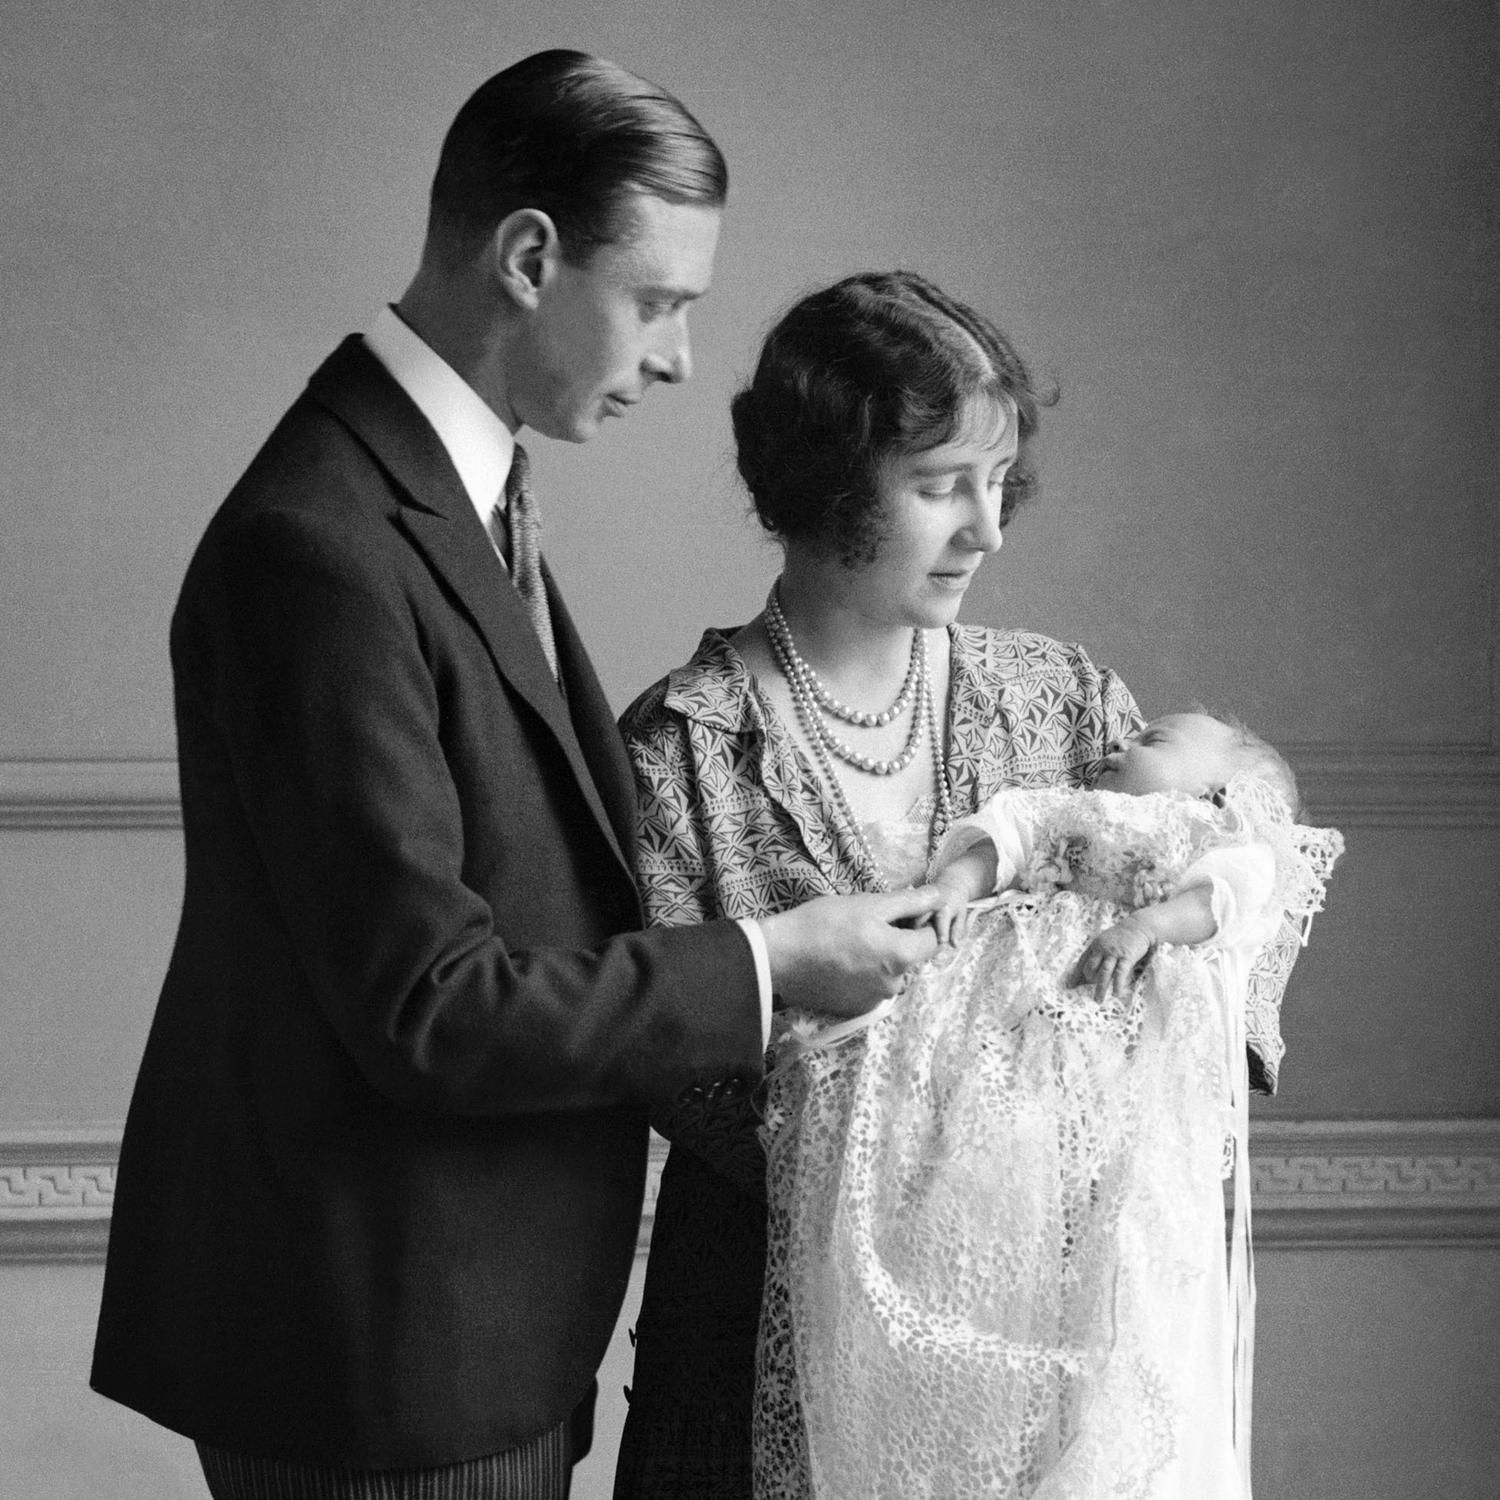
[764,583,954,888]
[801,617,923,728]
[765,586,926,775]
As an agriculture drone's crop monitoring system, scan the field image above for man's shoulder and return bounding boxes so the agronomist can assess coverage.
[196,338,435,552]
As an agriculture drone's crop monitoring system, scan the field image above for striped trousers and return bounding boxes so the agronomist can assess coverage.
[196,1419,572,1500]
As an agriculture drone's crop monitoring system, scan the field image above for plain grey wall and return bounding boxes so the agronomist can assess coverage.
[2,1,1496,1497]
[5,0,1494,755]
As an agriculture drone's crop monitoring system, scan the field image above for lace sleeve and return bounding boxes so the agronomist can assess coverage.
[1221,775,1346,1094]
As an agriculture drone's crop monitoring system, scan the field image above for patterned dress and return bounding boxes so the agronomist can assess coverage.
[612,624,1140,1499]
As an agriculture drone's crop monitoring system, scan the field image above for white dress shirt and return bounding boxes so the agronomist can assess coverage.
[364,305,514,557]
[362,308,774,1043]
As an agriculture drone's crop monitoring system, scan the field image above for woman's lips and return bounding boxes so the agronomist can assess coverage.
[930,569,977,591]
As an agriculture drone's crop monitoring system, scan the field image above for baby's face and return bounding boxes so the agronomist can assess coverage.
[1095,713,1236,798]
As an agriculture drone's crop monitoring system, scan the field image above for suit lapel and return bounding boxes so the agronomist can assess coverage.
[546,565,639,873]
[307,338,632,879]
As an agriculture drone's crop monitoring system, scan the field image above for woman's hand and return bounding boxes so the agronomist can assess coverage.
[1073,915,1156,1004]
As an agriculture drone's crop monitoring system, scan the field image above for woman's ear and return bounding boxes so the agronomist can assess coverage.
[489,209,561,310]
[1207,786,1228,809]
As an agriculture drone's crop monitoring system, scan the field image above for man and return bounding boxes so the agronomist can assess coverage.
[90,49,940,1500]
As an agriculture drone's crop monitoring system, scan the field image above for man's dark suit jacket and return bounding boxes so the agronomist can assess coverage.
[90,338,765,1469]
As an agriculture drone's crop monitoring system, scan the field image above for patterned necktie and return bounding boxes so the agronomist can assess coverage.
[492,442,559,681]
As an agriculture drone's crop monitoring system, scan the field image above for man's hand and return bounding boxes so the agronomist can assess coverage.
[1073,915,1155,1004]
[759,887,945,1018]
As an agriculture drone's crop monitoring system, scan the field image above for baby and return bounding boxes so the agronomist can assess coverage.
[755,712,1342,1500]
[930,710,1298,1009]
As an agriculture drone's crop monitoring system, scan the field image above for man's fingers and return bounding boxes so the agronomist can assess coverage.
[875,885,946,924]
[895,922,939,965]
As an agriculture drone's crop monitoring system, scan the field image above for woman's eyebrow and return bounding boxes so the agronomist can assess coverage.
[909,450,1016,476]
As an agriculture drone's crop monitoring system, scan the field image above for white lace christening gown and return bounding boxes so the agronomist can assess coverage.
[756,782,1341,1500]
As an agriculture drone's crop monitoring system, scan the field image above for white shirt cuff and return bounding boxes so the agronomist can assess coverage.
[734,917,775,1050]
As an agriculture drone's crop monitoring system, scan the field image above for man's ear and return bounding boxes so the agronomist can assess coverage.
[490,209,561,310]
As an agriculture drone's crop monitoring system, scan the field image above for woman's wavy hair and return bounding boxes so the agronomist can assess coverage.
[731,270,1055,565]
[427,50,726,267]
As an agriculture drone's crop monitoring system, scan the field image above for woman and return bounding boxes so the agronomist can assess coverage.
[612,270,1141,1498]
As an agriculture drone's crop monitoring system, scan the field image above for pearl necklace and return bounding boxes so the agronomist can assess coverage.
[765,586,926,775]
[768,591,923,728]
[764,583,955,889]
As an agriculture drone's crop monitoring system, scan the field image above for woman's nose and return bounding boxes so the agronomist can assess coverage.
[963,491,1005,553]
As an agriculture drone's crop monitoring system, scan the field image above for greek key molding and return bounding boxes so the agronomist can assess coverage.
[2,747,1498,829]
[3,1119,1496,1262]
[1,1162,115,1213]
[1246,1118,1500,1247]
[0,1129,121,1261]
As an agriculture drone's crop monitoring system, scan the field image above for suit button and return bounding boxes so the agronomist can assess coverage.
[677,1084,707,1106]
[721,1077,745,1099]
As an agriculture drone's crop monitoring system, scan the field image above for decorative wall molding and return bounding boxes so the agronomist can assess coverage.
[0,1128,120,1261]
[1288,742,1500,829]
[0,760,181,829]
[2,745,1498,829]
[1246,1118,1500,1247]
[3,1119,1497,1263]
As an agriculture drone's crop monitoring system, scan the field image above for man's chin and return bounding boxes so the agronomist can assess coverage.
[526,411,598,445]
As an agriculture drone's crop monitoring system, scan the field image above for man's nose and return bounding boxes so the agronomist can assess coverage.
[647,320,692,384]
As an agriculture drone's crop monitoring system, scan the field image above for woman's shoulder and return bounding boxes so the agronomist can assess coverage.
[619,626,758,743]
[951,623,1117,683]
[946,625,1140,808]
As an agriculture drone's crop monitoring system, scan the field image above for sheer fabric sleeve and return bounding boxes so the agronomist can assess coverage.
[931,789,1037,892]
[1173,843,1280,955]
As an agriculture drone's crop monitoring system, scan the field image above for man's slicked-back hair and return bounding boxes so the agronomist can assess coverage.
[427,49,727,266]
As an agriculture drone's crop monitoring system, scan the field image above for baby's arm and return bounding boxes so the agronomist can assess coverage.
[1074,886,1217,1003]
[1075,842,1277,1003]
[927,791,1035,947]
[929,843,1000,946]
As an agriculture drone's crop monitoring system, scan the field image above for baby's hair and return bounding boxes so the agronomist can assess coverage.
[1198,708,1301,818]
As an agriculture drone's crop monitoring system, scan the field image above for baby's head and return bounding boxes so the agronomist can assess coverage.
[1095,712,1298,814]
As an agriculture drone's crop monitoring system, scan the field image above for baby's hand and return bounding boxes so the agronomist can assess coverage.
[1073,916,1156,1004]
[927,875,973,948]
